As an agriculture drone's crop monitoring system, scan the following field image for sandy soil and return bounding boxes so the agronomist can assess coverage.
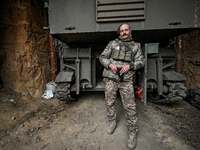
[0,88,200,150]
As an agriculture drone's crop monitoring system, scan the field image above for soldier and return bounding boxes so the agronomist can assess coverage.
[99,23,145,150]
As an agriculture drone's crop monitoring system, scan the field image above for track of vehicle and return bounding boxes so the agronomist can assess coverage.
[148,81,186,104]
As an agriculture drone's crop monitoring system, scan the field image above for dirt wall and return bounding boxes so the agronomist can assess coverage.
[0,0,50,98]
[182,30,200,88]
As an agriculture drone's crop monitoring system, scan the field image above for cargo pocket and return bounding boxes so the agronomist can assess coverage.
[125,51,132,62]
[118,50,126,60]
[112,49,120,60]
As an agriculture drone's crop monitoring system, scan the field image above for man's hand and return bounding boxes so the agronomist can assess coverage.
[109,64,118,74]
[120,65,130,75]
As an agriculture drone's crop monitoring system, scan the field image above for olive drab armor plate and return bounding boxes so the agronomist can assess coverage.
[112,42,133,62]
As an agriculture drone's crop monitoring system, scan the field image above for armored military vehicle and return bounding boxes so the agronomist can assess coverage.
[46,0,200,104]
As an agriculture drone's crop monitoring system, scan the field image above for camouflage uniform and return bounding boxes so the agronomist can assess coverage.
[99,36,145,136]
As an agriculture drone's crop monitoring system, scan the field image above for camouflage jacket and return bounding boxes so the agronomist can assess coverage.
[99,39,145,82]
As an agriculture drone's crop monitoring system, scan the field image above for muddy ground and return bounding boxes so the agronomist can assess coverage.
[0,88,200,150]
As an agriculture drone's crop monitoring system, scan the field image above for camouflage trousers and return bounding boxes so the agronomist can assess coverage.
[103,78,138,135]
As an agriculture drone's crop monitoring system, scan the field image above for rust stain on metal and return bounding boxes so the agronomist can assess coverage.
[175,35,183,73]
[49,34,57,80]
[194,0,199,27]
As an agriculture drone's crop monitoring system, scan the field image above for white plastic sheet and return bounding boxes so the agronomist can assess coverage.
[42,90,54,99]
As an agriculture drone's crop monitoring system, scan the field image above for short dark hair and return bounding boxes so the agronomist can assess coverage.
[117,23,131,34]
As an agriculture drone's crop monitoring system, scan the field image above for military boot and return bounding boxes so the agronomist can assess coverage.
[106,121,117,134]
[126,134,137,150]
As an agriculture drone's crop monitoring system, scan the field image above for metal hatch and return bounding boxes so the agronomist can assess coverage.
[96,0,146,22]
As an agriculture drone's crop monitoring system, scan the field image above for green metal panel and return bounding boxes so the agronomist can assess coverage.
[49,0,96,34]
[48,0,200,46]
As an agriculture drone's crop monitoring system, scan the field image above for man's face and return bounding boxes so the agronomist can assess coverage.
[119,24,131,39]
